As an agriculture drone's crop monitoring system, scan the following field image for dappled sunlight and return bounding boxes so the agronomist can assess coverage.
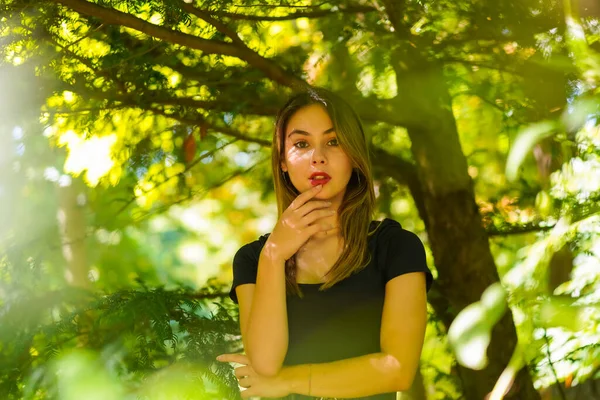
[370,353,401,373]
[169,196,272,288]
[357,65,397,99]
[58,130,118,186]
[1,0,599,398]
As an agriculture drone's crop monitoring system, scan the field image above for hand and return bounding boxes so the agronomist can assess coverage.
[265,184,336,262]
[216,353,291,399]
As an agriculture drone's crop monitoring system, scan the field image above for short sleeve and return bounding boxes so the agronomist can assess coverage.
[379,219,433,293]
[228,242,260,304]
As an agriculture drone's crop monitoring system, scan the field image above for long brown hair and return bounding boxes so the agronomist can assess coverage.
[271,87,379,297]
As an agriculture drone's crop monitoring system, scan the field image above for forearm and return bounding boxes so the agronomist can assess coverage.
[246,248,288,376]
[282,352,410,398]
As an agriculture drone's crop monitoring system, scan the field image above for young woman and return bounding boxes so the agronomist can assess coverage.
[217,88,433,399]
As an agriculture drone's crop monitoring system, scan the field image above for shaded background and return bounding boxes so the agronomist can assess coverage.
[1,0,599,399]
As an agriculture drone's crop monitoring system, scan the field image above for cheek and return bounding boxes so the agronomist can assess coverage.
[333,152,353,170]
[286,148,312,165]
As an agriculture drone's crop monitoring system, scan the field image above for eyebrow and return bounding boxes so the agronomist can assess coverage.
[287,128,335,138]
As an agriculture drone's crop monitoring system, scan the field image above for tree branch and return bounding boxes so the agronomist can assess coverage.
[485,222,555,236]
[131,157,269,223]
[149,96,277,116]
[370,146,429,226]
[49,0,308,88]
[45,8,420,129]
[198,4,376,21]
[147,107,271,147]
[179,1,245,47]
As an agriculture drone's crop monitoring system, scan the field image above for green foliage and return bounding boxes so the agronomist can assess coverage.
[0,282,241,399]
[1,0,600,398]
[456,6,600,391]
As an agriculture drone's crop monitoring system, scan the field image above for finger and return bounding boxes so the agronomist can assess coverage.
[309,221,335,237]
[302,208,335,226]
[237,376,251,388]
[234,365,251,378]
[295,200,332,217]
[241,389,259,400]
[290,184,323,210]
[240,388,254,399]
[216,353,249,364]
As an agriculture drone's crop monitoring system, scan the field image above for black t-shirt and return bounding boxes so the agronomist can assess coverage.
[229,218,433,400]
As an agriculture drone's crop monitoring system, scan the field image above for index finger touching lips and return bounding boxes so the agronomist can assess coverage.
[292,184,323,210]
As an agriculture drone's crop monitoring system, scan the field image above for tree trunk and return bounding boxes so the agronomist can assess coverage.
[57,177,90,288]
[394,59,540,399]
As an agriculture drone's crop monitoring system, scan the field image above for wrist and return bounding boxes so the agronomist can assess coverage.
[280,364,310,395]
[261,241,286,264]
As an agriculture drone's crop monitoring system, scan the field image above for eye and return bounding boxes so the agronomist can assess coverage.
[293,139,339,149]
[293,141,308,149]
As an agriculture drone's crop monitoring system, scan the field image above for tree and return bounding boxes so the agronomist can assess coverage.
[1,0,599,398]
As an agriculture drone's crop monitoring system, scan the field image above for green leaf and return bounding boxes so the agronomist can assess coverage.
[448,283,508,370]
[506,121,559,182]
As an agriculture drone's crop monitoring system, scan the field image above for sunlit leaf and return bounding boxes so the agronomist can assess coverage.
[448,283,508,370]
[506,121,559,182]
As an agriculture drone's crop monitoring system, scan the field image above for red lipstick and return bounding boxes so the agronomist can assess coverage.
[309,172,331,186]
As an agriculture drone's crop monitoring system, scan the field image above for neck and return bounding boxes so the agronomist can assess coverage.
[304,226,343,248]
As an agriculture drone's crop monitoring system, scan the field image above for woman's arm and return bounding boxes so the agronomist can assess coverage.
[281,352,408,397]
[236,248,289,377]
[281,272,428,398]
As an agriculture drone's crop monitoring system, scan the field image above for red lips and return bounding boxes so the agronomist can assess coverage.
[309,171,331,186]
[309,172,331,179]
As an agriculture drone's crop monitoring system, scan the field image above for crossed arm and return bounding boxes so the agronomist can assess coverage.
[222,271,428,398]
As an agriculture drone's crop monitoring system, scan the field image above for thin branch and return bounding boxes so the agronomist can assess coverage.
[147,107,270,147]
[47,104,129,114]
[130,156,269,224]
[60,22,106,50]
[451,91,527,125]
[370,146,428,225]
[114,133,241,216]
[370,146,418,187]
[486,222,555,236]
[114,115,271,217]
[227,1,328,9]
[45,34,99,72]
[145,96,278,118]
[543,329,568,400]
[179,1,245,46]
[199,4,376,21]
[49,0,308,89]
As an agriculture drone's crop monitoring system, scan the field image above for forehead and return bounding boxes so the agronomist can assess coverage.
[285,104,333,133]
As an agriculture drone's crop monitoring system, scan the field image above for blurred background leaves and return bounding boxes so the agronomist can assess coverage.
[1,0,600,399]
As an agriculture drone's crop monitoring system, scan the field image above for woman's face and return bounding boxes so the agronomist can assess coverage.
[281,104,354,206]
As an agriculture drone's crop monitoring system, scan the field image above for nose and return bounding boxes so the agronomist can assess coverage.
[311,147,327,165]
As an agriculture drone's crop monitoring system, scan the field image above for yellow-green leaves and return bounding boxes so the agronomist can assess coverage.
[563,0,600,86]
[537,296,589,331]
